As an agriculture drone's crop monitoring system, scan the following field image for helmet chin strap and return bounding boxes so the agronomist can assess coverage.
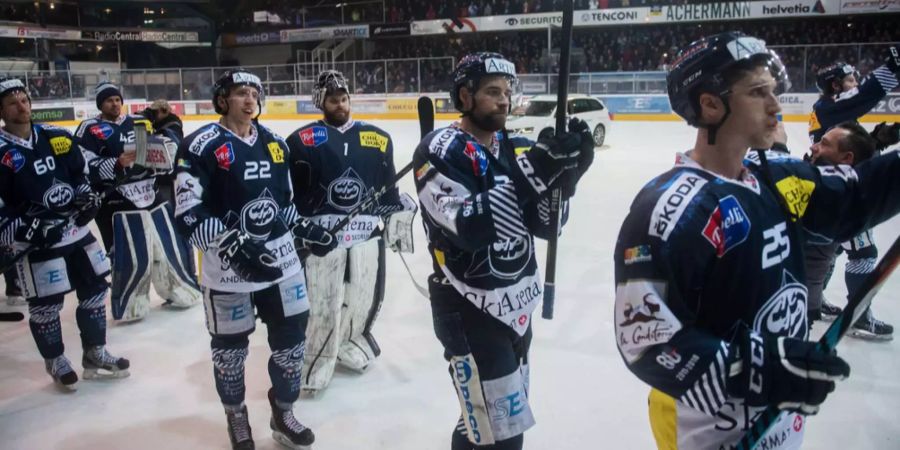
[702,95,732,146]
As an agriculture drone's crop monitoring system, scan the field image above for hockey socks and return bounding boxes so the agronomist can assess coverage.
[211,337,250,405]
[75,291,107,349]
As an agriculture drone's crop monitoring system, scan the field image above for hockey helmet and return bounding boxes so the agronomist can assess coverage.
[815,62,858,96]
[451,52,519,113]
[667,32,789,129]
[212,68,265,115]
[312,70,350,110]
[0,76,28,103]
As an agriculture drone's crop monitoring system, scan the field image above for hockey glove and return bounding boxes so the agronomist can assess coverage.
[561,117,596,198]
[871,122,900,151]
[291,219,337,257]
[885,45,900,75]
[215,229,283,283]
[511,126,582,200]
[15,217,66,248]
[73,190,102,227]
[726,327,849,415]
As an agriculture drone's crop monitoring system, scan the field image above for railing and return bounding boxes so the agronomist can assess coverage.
[3,43,896,102]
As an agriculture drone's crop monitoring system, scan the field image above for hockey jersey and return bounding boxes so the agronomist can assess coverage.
[75,114,161,209]
[808,65,899,143]
[614,150,900,449]
[413,124,567,336]
[0,124,93,249]
[173,122,301,292]
[286,119,401,247]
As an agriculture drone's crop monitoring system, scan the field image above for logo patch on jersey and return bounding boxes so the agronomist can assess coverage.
[753,270,807,339]
[327,168,366,211]
[614,280,682,364]
[487,236,531,280]
[775,176,815,220]
[89,123,114,140]
[429,127,459,158]
[240,189,279,240]
[215,142,235,170]
[1,149,25,172]
[49,136,71,155]
[359,131,388,153]
[649,172,707,241]
[299,126,328,147]
[415,162,432,181]
[267,142,284,163]
[177,158,191,169]
[701,195,751,257]
[43,180,74,213]
[808,111,822,133]
[464,141,489,176]
[623,245,652,265]
[189,127,220,155]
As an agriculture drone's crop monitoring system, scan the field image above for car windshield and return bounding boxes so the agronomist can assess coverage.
[522,101,555,117]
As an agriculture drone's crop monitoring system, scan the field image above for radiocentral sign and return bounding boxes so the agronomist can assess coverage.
[82,31,143,41]
[140,31,200,42]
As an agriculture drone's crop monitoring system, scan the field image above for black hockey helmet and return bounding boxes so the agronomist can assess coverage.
[451,52,519,113]
[312,70,350,110]
[667,32,789,141]
[0,76,28,103]
[212,68,265,115]
[815,62,858,96]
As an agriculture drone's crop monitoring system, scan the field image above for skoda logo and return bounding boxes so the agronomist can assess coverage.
[240,197,278,239]
[328,177,364,211]
[488,236,530,280]
[43,183,74,213]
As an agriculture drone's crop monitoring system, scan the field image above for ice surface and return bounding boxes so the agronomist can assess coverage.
[0,120,898,449]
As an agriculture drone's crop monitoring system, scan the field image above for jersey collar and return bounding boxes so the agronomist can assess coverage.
[0,125,37,150]
[451,122,501,157]
[675,151,761,194]
[216,122,258,147]
[95,114,127,125]
[321,117,355,134]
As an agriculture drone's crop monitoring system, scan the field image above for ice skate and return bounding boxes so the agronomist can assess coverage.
[82,346,130,379]
[225,404,255,450]
[269,388,314,449]
[45,355,78,391]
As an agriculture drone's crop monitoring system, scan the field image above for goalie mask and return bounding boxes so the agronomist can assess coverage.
[212,69,265,116]
[313,70,351,110]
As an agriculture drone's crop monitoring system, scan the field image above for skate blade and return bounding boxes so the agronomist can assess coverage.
[848,330,894,342]
[83,368,131,379]
[272,430,312,450]
[53,381,78,392]
[300,388,322,399]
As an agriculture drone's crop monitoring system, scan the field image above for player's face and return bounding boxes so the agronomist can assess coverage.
[468,76,512,132]
[222,85,259,121]
[840,74,858,92]
[0,91,31,125]
[323,92,350,127]
[810,127,853,165]
[724,66,782,149]
[100,96,122,119]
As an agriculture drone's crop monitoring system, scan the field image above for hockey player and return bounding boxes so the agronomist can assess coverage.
[0,77,129,390]
[174,69,334,449]
[412,53,593,449]
[804,48,900,327]
[75,81,199,321]
[286,70,415,394]
[615,32,900,449]
[808,122,900,340]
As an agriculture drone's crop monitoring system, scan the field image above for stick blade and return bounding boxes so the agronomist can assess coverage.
[418,96,435,139]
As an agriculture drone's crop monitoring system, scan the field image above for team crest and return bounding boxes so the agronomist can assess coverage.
[239,189,279,240]
[327,168,367,211]
[753,270,808,339]
[43,179,74,213]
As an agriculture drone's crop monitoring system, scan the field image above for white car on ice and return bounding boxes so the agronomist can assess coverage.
[506,94,611,147]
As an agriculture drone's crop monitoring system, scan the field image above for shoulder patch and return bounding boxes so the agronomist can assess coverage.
[359,131,389,152]
[49,136,72,155]
[189,126,221,156]
[776,175,816,219]
[428,127,460,159]
[648,171,708,241]
[267,141,285,163]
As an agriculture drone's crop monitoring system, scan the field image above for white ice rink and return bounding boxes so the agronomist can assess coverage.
[1,119,898,449]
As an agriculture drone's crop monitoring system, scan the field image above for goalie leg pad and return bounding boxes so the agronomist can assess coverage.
[301,249,347,391]
[110,210,154,321]
[338,238,384,371]
[147,203,200,308]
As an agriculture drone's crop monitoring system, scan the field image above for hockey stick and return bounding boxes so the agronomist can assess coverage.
[0,311,25,322]
[298,96,434,261]
[542,0,574,320]
[734,234,900,450]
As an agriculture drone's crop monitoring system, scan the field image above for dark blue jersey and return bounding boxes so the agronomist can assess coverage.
[286,119,401,247]
[808,65,899,143]
[614,150,900,448]
[173,122,301,292]
[412,124,568,336]
[75,114,161,208]
[0,124,93,248]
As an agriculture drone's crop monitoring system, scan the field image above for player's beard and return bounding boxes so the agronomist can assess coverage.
[469,110,507,133]
[324,108,350,128]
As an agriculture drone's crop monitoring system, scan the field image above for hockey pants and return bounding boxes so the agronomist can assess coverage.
[302,238,386,391]
[110,202,200,321]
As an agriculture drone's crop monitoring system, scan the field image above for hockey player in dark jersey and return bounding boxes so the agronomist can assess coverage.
[0,77,129,390]
[807,46,900,144]
[174,69,334,449]
[74,81,199,322]
[615,32,900,449]
[808,122,900,340]
[412,53,593,450]
[286,70,413,394]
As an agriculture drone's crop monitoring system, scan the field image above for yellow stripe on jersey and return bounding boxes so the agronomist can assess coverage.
[433,248,445,266]
[649,388,678,450]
